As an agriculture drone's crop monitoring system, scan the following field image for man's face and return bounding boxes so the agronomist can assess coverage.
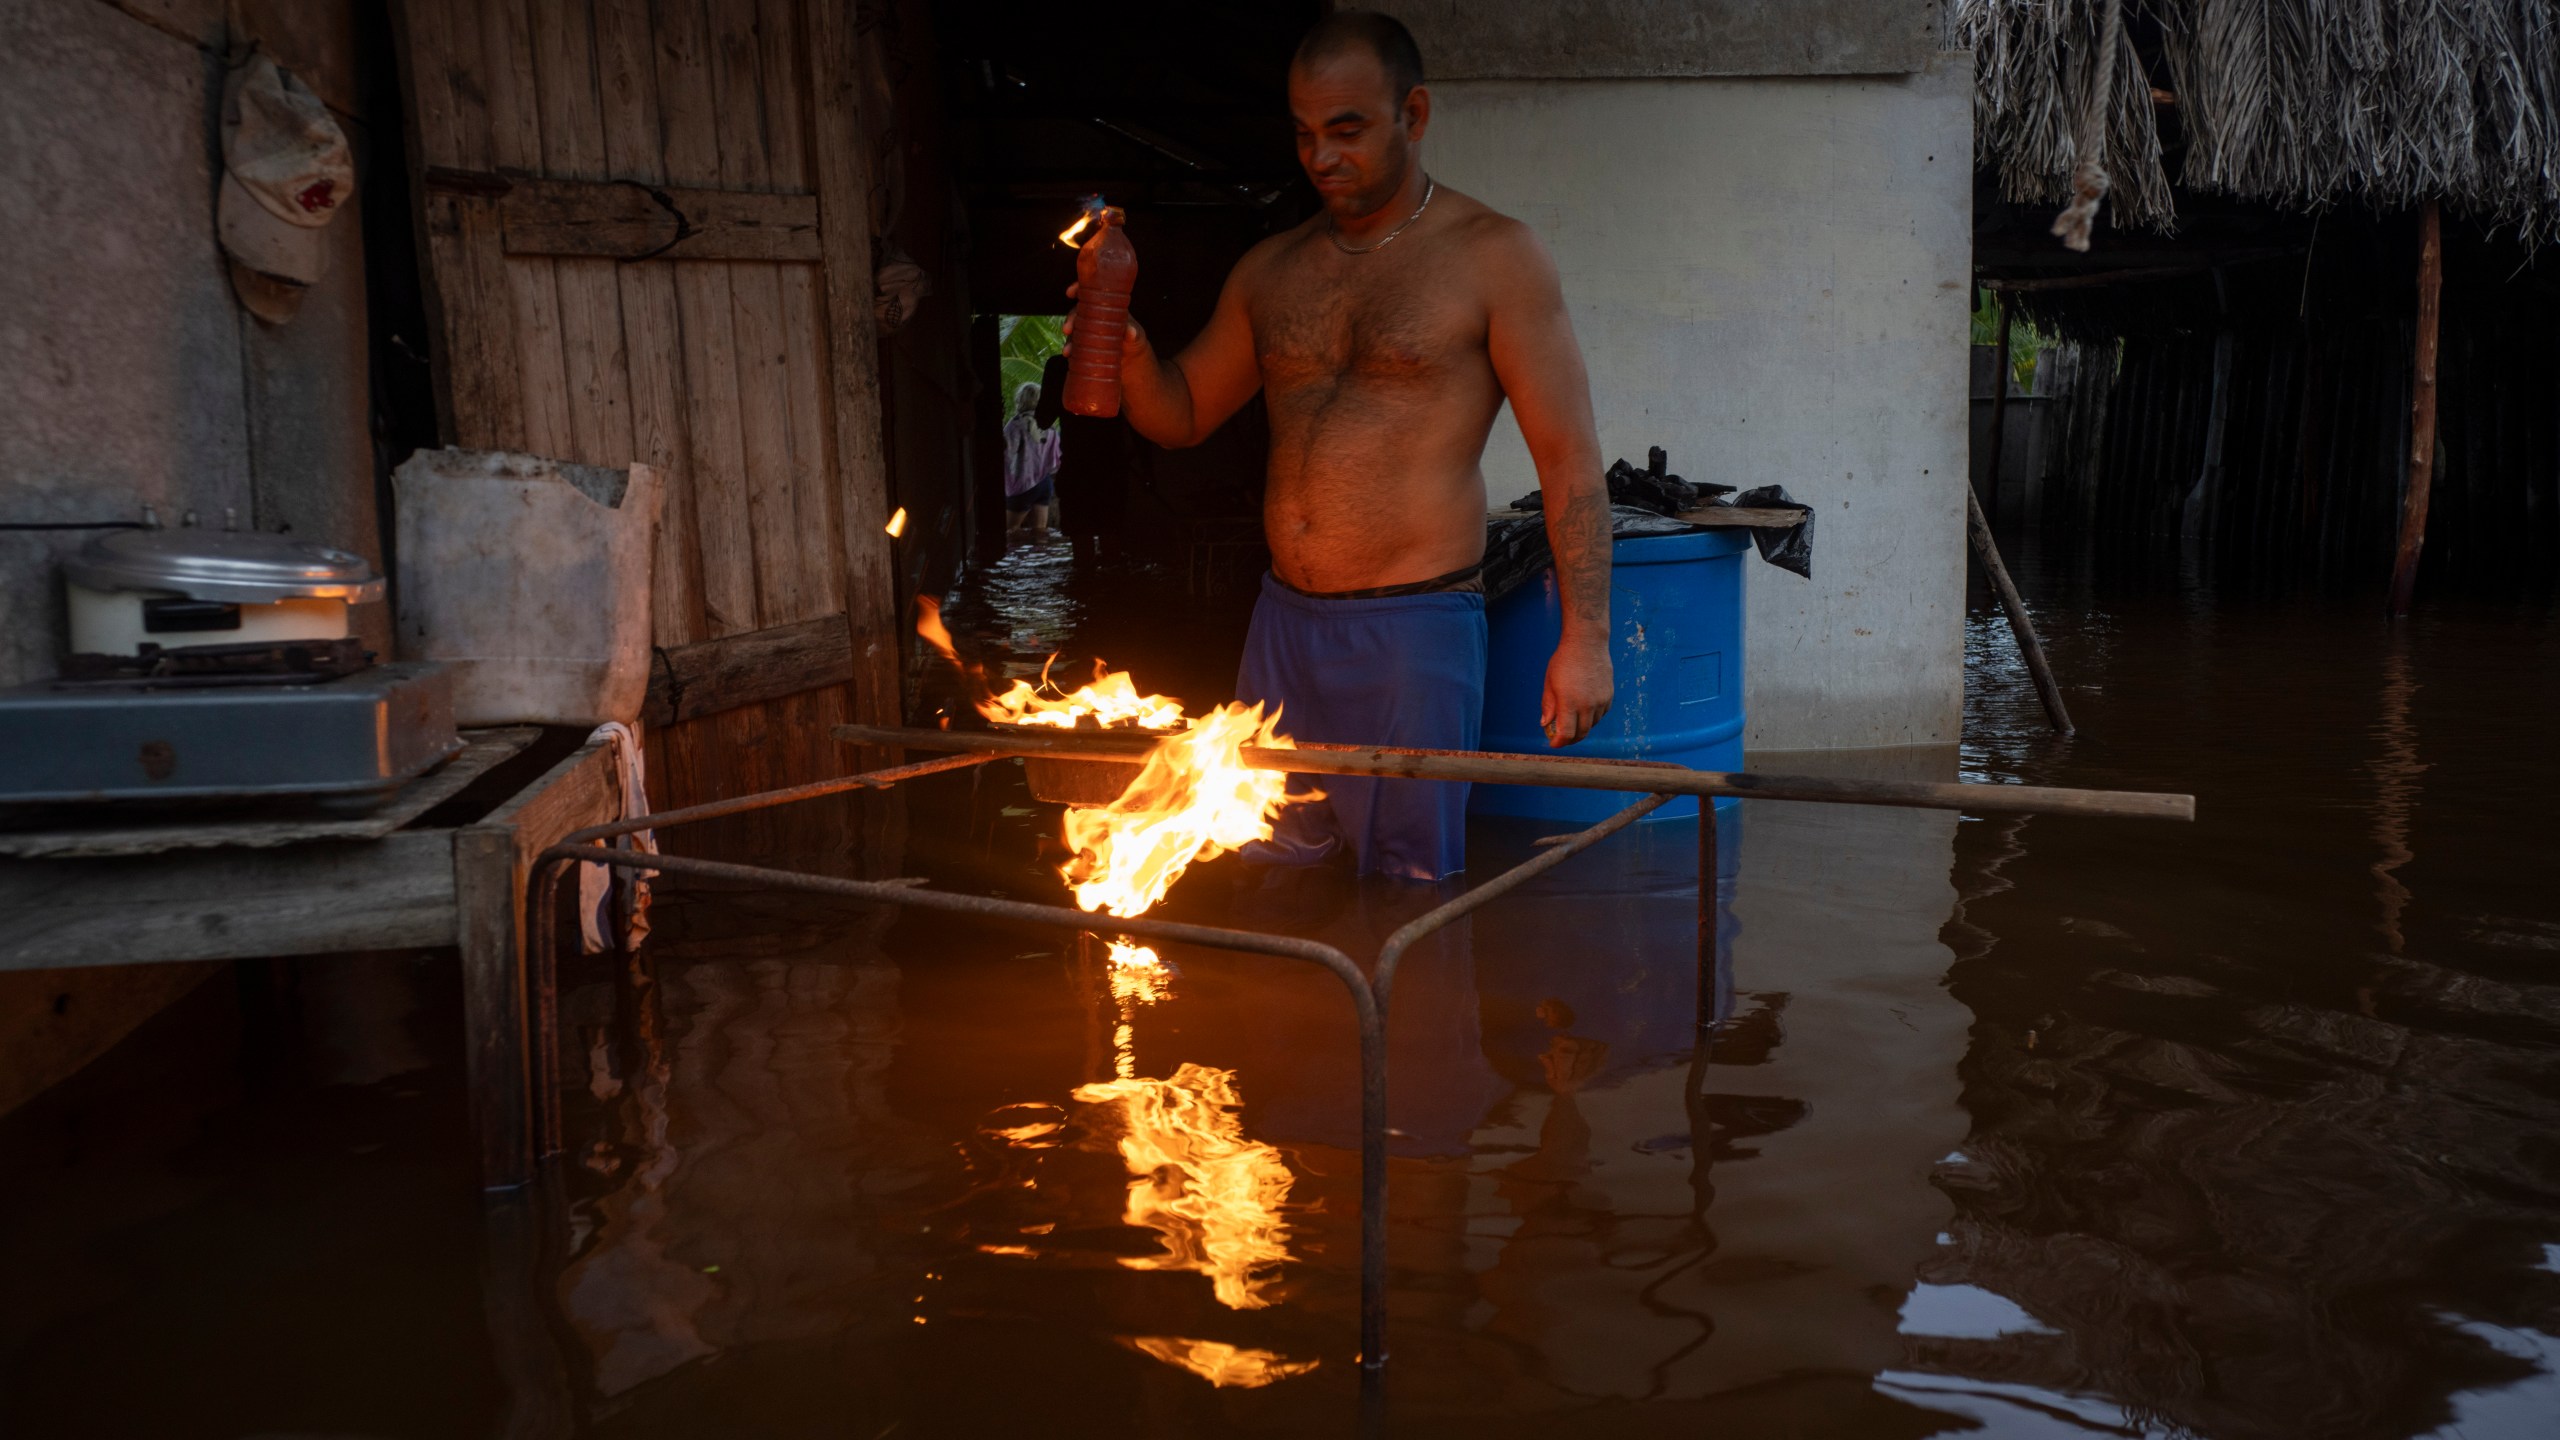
[1289,50,1426,220]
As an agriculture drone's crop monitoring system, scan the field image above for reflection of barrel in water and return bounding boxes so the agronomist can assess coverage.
[1465,762,1970,1400]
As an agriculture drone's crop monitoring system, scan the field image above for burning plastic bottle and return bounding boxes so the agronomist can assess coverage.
[1064,204,1133,418]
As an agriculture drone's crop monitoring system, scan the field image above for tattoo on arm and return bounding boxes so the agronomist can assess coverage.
[1549,486,1612,639]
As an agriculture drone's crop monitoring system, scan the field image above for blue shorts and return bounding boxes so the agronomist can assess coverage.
[1235,572,1487,880]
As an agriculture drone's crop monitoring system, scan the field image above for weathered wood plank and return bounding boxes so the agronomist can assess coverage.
[806,0,901,730]
[641,615,855,726]
[481,739,617,844]
[504,257,577,460]
[0,833,460,969]
[454,824,531,1188]
[780,266,846,614]
[590,0,708,649]
[706,0,809,629]
[392,0,465,167]
[462,739,617,1183]
[421,190,528,450]
[498,179,823,262]
[757,0,839,614]
[477,0,543,171]
[658,0,760,640]
[474,0,574,460]
[438,0,496,168]
[528,0,637,471]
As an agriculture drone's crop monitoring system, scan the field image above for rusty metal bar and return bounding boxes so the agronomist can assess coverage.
[559,750,999,848]
[828,723,2195,822]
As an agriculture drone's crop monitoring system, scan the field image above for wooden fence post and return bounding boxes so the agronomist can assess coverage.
[2388,199,2443,616]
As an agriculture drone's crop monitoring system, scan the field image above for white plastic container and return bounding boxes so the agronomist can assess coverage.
[392,448,664,727]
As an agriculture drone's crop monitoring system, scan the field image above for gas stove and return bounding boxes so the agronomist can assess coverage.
[1,521,462,811]
[0,661,463,806]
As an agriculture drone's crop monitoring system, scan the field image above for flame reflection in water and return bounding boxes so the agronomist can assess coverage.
[1075,1061,1298,1311]
[1123,1336,1321,1388]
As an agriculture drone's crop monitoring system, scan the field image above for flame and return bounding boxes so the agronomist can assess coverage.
[989,661,1187,730]
[916,595,962,662]
[1063,704,1302,918]
[1073,1061,1295,1309]
[1124,1336,1320,1388]
[914,595,1187,731]
[1058,195,1106,248]
[912,595,1306,919]
[885,506,907,537]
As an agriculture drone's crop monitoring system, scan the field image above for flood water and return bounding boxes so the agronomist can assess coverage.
[5,535,2558,1438]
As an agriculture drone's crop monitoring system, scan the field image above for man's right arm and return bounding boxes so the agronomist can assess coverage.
[1088,244,1266,450]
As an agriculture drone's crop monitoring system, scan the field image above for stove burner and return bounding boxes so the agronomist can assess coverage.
[59,637,375,688]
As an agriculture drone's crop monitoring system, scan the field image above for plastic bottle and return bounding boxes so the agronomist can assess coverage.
[1064,206,1133,418]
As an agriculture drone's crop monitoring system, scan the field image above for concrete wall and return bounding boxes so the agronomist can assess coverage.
[0,0,383,692]
[1418,58,1974,748]
[1381,0,1943,79]
[0,0,384,1108]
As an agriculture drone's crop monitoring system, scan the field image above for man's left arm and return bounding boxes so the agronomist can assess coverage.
[1484,223,1612,747]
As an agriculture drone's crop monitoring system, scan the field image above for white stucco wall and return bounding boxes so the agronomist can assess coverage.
[1427,58,1974,748]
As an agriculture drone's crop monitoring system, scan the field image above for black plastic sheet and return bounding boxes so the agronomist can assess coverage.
[1489,452,1815,599]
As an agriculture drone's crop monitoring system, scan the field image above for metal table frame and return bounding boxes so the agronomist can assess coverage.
[527,727,2192,1373]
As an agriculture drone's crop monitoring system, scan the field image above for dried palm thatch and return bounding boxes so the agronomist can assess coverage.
[1955,0,2560,244]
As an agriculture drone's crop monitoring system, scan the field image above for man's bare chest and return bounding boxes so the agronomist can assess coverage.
[1250,261,1486,393]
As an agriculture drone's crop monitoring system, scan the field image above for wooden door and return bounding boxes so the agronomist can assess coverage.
[394,0,898,807]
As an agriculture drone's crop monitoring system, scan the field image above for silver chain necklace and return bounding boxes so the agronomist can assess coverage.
[1329,175,1436,255]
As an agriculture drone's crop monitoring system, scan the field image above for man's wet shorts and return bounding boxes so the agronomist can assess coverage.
[1234,566,1487,881]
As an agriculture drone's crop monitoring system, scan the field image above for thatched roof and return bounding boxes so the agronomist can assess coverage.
[1956,0,2560,243]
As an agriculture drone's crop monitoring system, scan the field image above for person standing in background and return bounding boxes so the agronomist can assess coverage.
[1002,381,1062,541]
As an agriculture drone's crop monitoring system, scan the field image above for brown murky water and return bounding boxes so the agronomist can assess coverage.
[5,536,2557,1438]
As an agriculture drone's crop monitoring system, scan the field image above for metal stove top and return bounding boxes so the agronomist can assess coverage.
[0,662,463,805]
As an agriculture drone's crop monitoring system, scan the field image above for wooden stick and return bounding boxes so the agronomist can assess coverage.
[1985,291,2016,516]
[1964,485,2077,736]
[2389,199,2443,617]
[828,724,2187,820]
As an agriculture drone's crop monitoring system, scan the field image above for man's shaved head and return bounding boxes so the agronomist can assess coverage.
[1292,10,1425,103]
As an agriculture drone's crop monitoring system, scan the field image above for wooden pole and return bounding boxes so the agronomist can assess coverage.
[2388,199,2444,616]
[1983,292,2016,518]
[829,724,2189,819]
[1965,485,2078,736]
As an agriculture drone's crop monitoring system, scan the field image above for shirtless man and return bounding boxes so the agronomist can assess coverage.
[1077,11,1612,881]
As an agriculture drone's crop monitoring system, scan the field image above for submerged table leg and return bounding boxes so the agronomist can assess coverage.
[456,828,532,1191]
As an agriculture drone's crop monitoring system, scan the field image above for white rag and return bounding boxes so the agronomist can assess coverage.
[579,721,656,953]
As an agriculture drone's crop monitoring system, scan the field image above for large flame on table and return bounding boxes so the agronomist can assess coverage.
[1064,705,1299,918]
[915,597,1306,918]
[1074,1061,1296,1310]
[916,596,1186,731]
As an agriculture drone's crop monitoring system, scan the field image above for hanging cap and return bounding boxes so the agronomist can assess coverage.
[217,51,355,321]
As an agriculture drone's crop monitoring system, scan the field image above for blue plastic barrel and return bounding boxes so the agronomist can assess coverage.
[1473,527,1748,822]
